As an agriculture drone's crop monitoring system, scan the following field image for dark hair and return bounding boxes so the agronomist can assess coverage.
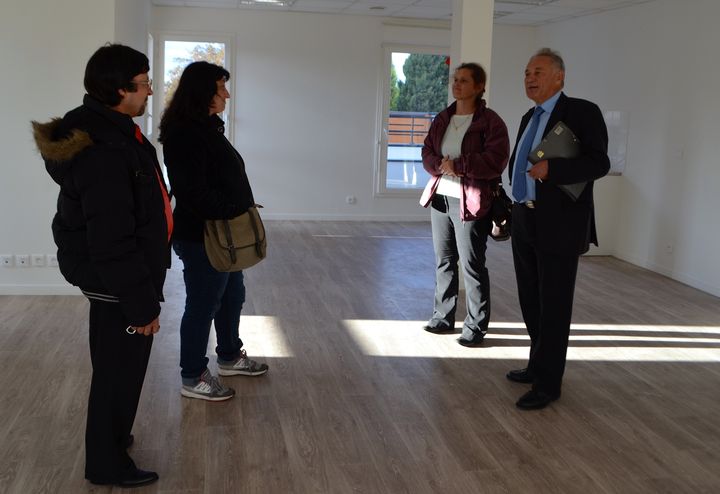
[158,61,230,142]
[84,43,150,106]
[455,62,487,99]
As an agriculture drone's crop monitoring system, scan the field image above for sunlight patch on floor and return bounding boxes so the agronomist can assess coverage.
[238,315,293,357]
[342,319,720,362]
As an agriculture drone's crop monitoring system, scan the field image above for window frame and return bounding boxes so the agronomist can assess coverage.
[152,31,235,147]
[374,43,449,198]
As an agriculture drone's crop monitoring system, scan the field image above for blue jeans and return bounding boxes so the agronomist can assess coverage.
[430,194,491,339]
[173,239,245,381]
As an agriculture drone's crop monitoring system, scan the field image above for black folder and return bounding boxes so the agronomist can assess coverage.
[529,121,586,201]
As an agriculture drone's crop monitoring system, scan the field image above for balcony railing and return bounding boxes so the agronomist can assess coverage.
[388,111,436,146]
[386,111,436,189]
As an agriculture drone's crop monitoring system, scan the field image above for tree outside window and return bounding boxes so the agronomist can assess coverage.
[163,42,226,107]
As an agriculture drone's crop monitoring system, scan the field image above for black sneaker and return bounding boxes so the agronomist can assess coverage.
[457,331,484,347]
[423,323,454,334]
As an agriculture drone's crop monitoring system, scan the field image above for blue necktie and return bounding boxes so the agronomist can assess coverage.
[512,106,544,202]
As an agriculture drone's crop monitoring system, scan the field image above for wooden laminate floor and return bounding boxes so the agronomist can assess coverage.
[1,221,719,493]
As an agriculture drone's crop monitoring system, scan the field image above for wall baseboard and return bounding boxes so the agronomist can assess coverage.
[262,213,430,222]
[614,254,720,298]
[0,284,81,296]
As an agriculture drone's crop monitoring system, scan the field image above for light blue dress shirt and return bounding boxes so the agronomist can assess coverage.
[513,90,562,202]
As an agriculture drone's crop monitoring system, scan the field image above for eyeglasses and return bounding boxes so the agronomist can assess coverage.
[132,78,153,88]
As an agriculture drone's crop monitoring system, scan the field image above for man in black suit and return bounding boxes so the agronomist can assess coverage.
[507,48,610,410]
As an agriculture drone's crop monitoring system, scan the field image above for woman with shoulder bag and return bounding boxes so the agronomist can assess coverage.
[419,62,510,346]
[159,61,268,401]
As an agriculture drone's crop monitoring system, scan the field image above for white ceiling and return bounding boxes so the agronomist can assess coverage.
[151,0,657,26]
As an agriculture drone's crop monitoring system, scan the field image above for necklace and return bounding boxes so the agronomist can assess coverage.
[451,114,472,131]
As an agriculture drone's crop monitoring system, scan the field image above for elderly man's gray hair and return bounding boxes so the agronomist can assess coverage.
[534,47,565,72]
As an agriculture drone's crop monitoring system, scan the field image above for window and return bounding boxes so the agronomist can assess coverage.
[375,45,449,196]
[153,33,232,144]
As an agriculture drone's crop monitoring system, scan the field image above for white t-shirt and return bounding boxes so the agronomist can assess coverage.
[436,114,472,199]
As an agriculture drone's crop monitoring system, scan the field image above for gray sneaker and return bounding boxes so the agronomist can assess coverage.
[218,349,269,376]
[181,369,235,401]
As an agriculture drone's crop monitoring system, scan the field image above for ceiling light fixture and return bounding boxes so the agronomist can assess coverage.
[496,0,558,5]
[239,0,296,6]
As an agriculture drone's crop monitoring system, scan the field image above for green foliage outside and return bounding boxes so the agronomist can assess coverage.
[389,64,399,111]
[164,43,225,107]
[390,54,449,113]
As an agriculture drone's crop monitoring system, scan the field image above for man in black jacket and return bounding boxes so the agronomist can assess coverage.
[507,48,610,410]
[32,44,171,487]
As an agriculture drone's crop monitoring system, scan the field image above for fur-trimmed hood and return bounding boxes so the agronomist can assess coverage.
[32,95,132,185]
[32,118,93,162]
[32,112,99,187]
[32,118,93,164]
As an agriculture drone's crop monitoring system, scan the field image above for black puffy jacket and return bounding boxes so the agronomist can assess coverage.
[33,95,170,326]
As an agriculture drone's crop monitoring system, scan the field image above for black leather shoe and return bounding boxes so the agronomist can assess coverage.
[515,389,560,410]
[506,368,534,384]
[89,468,159,488]
[423,324,454,334]
[457,333,484,347]
[117,469,158,488]
[125,434,134,449]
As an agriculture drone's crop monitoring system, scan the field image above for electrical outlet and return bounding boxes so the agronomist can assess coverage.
[1,254,14,267]
[48,254,59,267]
[15,255,30,267]
[31,254,47,267]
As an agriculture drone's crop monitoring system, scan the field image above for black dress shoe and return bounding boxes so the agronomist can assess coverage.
[125,434,134,449]
[457,333,484,347]
[423,324,454,334]
[89,468,159,488]
[515,389,560,410]
[118,469,158,488]
[506,368,534,384]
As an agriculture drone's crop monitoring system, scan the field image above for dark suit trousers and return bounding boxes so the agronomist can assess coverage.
[511,204,579,396]
[85,300,153,482]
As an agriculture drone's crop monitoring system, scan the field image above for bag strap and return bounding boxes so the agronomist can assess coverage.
[221,220,237,264]
[248,208,263,257]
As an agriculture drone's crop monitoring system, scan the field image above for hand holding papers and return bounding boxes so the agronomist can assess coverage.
[529,121,586,201]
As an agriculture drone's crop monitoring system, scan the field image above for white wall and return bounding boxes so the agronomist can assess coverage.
[0,0,153,295]
[152,8,534,222]
[115,0,153,135]
[536,0,720,296]
[115,0,151,53]
[0,0,116,294]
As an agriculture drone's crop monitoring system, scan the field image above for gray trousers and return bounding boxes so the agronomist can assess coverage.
[429,194,491,339]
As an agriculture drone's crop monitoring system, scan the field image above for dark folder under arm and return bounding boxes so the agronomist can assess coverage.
[529,121,586,201]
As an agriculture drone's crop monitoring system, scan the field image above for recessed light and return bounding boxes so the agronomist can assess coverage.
[369,6,386,10]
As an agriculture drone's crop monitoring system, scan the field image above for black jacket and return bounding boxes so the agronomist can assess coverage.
[162,115,255,242]
[32,95,170,326]
[509,93,610,255]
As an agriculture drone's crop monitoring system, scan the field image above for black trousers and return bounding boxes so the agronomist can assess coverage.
[84,300,153,482]
[511,204,579,396]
